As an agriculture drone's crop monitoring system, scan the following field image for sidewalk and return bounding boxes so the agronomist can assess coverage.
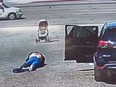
[32,0,116,3]
[6,0,116,7]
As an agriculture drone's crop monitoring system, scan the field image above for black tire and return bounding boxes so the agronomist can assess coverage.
[8,13,16,20]
[94,67,103,81]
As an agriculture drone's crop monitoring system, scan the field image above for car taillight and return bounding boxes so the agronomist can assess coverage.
[98,40,109,46]
[96,65,103,69]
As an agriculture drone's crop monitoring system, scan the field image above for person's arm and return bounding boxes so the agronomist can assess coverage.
[26,57,29,62]
[25,52,33,62]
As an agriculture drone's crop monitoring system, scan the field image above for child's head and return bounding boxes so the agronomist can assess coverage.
[28,52,43,59]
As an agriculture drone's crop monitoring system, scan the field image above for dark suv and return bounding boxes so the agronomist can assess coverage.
[65,22,116,82]
[94,22,116,81]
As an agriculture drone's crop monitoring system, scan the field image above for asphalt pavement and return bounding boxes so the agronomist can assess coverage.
[1,1,116,87]
[1,25,115,87]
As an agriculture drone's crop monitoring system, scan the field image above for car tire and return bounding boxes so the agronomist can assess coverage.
[8,13,16,20]
[94,67,103,81]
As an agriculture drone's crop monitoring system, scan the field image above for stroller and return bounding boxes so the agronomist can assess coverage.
[36,19,50,43]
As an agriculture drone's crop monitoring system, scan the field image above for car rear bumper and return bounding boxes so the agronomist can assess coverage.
[103,63,116,74]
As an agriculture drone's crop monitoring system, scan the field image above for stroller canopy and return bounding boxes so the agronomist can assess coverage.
[38,19,48,27]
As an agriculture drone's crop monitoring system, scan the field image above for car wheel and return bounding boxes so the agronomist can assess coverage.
[94,67,103,81]
[8,13,16,20]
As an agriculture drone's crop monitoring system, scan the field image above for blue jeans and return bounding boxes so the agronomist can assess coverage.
[26,56,40,70]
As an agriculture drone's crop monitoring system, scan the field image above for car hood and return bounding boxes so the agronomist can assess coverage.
[8,7,21,11]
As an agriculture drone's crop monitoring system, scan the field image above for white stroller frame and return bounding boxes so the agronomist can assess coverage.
[36,19,50,43]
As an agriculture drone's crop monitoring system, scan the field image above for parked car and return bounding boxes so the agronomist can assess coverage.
[93,22,116,82]
[0,2,23,20]
[65,22,116,82]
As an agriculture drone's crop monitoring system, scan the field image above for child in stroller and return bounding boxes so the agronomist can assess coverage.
[36,19,50,43]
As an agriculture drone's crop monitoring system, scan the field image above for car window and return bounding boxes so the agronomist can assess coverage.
[102,29,116,41]
[2,3,9,8]
[99,23,107,37]
[73,26,96,38]
[73,27,88,37]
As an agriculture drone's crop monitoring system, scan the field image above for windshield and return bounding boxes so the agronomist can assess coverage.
[102,29,116,41]
[2,3,10,8]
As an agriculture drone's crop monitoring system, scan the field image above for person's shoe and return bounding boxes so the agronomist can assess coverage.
[28,65,33,71]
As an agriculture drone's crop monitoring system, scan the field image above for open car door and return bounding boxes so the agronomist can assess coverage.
[65,25,98,62]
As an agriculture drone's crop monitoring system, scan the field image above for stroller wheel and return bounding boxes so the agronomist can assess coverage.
[35,39,38,43]
[45,36,50,42]
[45,39,47,42]
[45,38,49,42]
[36,39,40,43]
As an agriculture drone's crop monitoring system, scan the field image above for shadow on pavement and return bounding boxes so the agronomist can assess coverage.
[78,69,94,71]
[79,68,116,84]
[36,39,60,44]
[0,17,26,21]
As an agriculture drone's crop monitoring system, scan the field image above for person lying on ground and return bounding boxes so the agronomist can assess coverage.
[19,52,45,71]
